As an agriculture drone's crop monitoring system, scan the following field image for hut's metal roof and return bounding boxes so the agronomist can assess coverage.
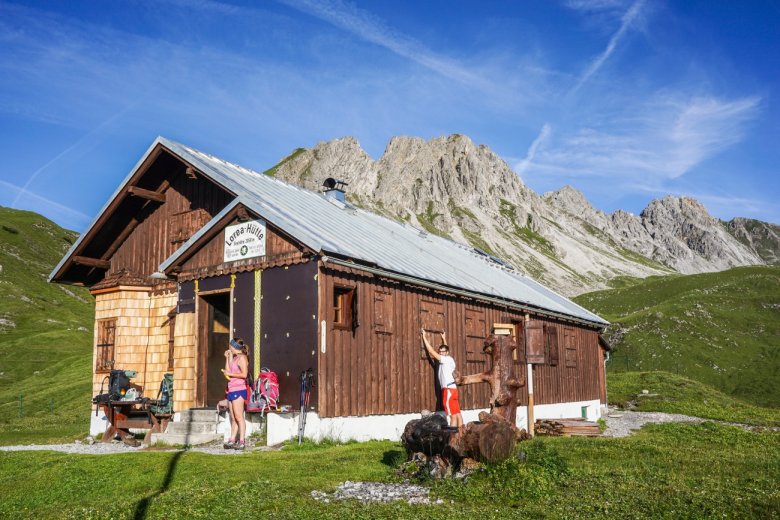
[158,137,608,326]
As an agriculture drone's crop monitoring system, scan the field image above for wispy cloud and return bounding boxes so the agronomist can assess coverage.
[515,123,552,176]
[11,102,138,208]
[0,180,91,230]
[570,0,645,94]
[276,0,492,92]
[527,94,761,181]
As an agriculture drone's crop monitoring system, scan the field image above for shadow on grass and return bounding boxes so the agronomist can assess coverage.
[132,450,185,520]
[382,448,405,468]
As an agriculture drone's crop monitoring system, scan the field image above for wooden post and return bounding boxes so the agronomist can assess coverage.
[525,314,535,437]
[527,363,534,437]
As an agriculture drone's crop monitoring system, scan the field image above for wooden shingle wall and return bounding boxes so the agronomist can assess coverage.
[92,288,196,409]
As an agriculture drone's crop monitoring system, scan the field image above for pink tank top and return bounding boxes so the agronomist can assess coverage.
[227,356,246,392]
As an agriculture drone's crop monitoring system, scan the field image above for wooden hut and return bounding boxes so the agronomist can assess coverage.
[50,137,610,443]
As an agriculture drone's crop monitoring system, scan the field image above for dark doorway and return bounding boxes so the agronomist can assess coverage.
[198,292,231,407]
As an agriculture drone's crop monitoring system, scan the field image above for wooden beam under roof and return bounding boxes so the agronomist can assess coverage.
[72,256,110,269]
[127,186,166,203]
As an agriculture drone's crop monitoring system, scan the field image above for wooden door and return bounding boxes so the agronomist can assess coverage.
[198,291,231,407]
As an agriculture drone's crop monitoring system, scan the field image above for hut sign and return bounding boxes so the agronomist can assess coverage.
[224,220,266,262]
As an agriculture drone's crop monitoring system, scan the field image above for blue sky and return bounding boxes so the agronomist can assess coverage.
[1,0,778,232]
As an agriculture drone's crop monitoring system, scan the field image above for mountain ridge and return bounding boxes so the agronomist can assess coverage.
[268,133,776,295]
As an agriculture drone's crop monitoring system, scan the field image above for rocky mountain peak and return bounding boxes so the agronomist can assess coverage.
[266,134,774,294]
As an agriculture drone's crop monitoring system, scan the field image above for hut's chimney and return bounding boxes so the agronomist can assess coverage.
[322,177,348,203]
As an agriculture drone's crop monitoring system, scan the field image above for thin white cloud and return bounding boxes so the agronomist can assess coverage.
[570,0,645,94]
[515,123,552,176]
[0,180,91,230]
[667,96,761,177]
[11,102,137,208]
[276,0,491,91]
[528,94,761,181]
[564,0,628,13]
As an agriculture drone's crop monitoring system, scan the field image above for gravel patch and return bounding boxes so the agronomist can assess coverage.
[602,410,704,438]
[311,481,441,505]
[0,439,280,455]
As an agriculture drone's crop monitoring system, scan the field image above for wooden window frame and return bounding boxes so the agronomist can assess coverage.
[333,285,355,330]
[96,318,116,373]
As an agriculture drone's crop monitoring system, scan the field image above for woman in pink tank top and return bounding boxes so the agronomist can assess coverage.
[223,338,249,450]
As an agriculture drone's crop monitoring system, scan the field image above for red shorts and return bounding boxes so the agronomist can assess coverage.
[442,388,461,415]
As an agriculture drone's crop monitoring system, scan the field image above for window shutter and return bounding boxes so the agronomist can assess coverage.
[546,325,559,366]
[525,320,545,364]
[514,323,527,364]
[351,288,359,333]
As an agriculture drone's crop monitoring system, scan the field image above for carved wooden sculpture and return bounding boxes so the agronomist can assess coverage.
[454,333,525,425]
[401,334,529,468]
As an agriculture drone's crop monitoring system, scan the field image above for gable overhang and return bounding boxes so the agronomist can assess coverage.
[158,199,318,275]
[48,138,237,285]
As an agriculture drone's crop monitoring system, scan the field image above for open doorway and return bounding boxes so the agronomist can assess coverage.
[198,291,231,407]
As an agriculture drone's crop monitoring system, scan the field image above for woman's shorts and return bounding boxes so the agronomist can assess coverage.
[442,388,461,415]
[226,389,248,401]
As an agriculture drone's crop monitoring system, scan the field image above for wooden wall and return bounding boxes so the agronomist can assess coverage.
[317,263,605,418]
[105,167,232,280]
[179,219,310,280]
[92,288,197,410]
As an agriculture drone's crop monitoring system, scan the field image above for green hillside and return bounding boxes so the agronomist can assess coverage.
[575,266,780,407]
[0,207,94,443]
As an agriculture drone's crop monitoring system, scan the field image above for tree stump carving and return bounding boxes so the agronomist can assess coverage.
[401,334,529,470]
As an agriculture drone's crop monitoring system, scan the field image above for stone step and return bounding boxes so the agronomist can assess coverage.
[178,409,218,423]
[147,431,221,447]
[166,421,218,435]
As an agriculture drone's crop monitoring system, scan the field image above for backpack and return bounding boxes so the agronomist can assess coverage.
[150,373,174,414]
[246,368,280,415]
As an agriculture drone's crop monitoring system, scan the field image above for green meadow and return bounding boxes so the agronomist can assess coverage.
[0,206,778,518]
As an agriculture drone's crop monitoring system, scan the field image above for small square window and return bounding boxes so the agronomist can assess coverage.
[334,286,355,329]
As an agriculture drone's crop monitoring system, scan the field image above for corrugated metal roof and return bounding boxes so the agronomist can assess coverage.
[159,137,608,326]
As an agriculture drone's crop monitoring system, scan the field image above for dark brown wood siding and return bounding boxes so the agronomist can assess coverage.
[107,168,232,279]
[317,262,603,418]
[179,221,310,280]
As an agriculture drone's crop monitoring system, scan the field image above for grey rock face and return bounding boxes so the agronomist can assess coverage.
[270,134,771,295]
[724,217,780,265]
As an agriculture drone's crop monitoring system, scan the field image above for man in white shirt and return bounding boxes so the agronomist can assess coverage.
[422,329,464,429]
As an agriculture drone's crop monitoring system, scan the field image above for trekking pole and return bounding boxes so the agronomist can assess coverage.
[297,370,307,445]
[299,368,315,444]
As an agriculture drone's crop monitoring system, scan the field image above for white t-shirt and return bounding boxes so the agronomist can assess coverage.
[437,355,456,388]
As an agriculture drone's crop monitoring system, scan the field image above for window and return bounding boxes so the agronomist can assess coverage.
[96,319,116,372]
[333,286,356,329]
[464,308,487,362]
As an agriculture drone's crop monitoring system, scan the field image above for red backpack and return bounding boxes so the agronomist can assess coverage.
[247,368,280,415]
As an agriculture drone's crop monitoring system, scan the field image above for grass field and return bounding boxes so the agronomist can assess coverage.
[0,421,777,519]
[1,207,779,518]
[574,266,780,407]
[0,208,94,444]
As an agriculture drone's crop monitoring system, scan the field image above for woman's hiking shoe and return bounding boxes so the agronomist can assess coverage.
[236,441,246,451]
[223,440,237,450]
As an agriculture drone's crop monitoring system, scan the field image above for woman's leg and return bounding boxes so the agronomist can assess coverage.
[235,396,246,442]
[229,398,239,442]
